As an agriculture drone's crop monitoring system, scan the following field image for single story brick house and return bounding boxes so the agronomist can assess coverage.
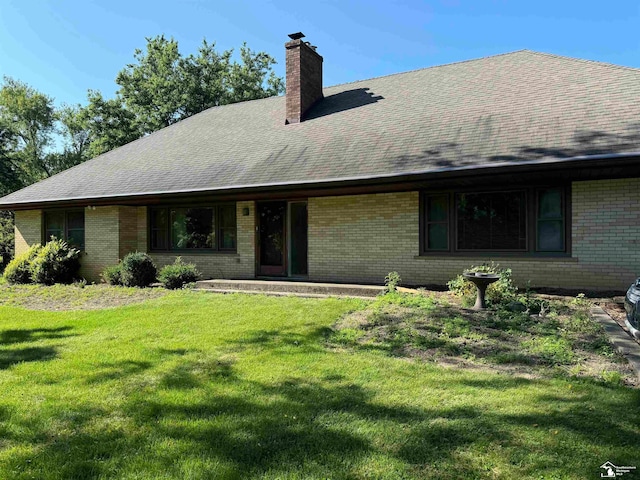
[1,33,639,291]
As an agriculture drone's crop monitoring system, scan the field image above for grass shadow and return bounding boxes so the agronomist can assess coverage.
[86,360,153,384]
[160,357,236,390]
[229,326,333,355]
[0,326,75,345]
[121,375,463,477]
[0,346,57,369]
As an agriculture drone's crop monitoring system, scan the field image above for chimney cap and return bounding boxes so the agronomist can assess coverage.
[288,32,305,40]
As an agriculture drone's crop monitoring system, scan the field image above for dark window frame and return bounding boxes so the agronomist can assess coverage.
[420,185,571,257]
[42,208,85,251]
[535,187,566,253]
[424,194,450,251]
[148,204,237,253]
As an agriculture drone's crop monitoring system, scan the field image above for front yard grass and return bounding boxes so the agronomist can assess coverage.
[0,287,638,479]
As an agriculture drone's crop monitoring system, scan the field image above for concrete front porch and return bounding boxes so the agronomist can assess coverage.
[194,279,387,298]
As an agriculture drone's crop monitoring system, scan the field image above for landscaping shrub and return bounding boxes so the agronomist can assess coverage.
[30,239,81,285]
[102,264,123,286]
[119,252,157,287]
[158,257,200,289]
[447,262,517,308]
[3,243,42,284]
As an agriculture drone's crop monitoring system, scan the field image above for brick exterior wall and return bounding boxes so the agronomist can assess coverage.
[118,206,139,259]
[307,178,640,291]
[570,179,640,286]
[82,206,121,281]
[11,179,640,290]
[14,210,42,254]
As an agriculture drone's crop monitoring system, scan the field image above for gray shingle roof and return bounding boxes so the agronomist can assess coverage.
[2,50,640,207]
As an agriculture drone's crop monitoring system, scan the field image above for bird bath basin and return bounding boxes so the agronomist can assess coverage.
[463,272,500,310]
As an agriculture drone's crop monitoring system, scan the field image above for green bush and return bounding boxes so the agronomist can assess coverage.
[30,239,81,285]
[158,257,200,289]
[120,252,157,287]
[3,243,42,284]
[102,264,123,286]
[447,262,517,308]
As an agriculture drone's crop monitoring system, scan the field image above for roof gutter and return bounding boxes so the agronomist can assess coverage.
[2,151,640,210]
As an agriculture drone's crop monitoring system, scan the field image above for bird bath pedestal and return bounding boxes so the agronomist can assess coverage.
[463,272,500,310]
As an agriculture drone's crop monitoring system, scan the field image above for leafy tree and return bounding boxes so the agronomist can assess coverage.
[0,77,56,182]
[0,129,18,272]
[55,104,91,170]
[116,35,184,133]
[226,43,284,103]
[80,90,141,158]
[116,35,284,134]
[179,39,232,117]
[0,127,22,196]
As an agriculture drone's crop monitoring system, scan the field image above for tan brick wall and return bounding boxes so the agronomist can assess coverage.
[149,201,255,280]
[308,192,419,285]
[118,206,139,259]
[308,179,640,291]
[136,207,147,251]
[572,179,640,268]
[14,210,42,255]
[82,206,120,281]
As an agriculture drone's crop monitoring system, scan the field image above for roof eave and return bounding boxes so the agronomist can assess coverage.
[2,152,640,210]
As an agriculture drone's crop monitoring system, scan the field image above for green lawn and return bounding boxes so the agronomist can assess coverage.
[0,289,638,479]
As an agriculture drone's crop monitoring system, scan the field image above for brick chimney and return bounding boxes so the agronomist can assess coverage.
[285,32,323,124]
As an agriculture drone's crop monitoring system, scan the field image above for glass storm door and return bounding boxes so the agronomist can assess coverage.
[258,201,287,276]
[288,202,308,276]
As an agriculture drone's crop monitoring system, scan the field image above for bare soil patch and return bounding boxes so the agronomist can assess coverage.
[0,283,168,311]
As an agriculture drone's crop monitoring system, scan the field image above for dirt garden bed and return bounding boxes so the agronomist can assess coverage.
[330,291,638,387]
[0,283,168,311]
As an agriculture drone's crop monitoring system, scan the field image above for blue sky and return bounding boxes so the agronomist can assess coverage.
[1,0,639,108]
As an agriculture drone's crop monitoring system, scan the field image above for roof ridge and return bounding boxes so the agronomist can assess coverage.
[522,50,640,73]
[322,50,531,89]
[324,49,640,91]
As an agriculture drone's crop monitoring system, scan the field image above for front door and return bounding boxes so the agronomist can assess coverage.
[258,201,287,276]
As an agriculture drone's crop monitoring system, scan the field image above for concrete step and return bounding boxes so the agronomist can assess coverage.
[192,288,375,300]
[194,279,385,298]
